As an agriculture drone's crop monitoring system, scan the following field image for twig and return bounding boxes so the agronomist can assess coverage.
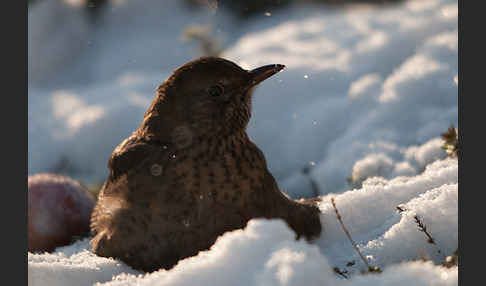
[331,198,380,273]
[346,260,356,267]
[333,267,348,279]
[414,214,444,256]
[400,209,444,258]
[396,205,407,213]
[414,215,435,245]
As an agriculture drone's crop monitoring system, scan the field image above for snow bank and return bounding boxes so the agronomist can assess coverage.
[28,157,458,286]
[346,261,457,286]
[28,0,457,197]
[317,158,457,270]
[28,0,234,89]
[28,73,164,184]
[28,240,139,286]
[226,0,458,195]
[29,0,458,283]
[28,0,228,184]
[347,136,447,188]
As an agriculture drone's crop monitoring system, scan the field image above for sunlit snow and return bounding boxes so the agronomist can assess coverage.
[28,0,458,285]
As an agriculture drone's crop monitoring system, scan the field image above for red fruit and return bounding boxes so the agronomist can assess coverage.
[28,173,95,252]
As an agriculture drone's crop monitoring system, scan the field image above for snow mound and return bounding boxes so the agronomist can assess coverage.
[225,0,457,195]
[28,0,457,198]
[28,239,140,286]
[347,136,447,188]
[28,73,164,184]
[28,157,458,286]
[29,0,458,283]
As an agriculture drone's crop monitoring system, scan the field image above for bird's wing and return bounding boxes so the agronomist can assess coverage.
[108,135,167,180]
[91,134,170,234]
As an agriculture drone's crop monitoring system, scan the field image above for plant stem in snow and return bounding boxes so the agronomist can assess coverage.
[331,198,380,273]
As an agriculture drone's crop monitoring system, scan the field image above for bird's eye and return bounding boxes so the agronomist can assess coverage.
[208,85,224,97]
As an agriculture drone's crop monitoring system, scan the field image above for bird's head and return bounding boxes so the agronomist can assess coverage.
[138,57,285,147]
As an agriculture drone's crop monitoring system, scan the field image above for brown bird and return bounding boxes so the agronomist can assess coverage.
[90,57,322,272]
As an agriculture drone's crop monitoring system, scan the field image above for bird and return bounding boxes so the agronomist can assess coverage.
[90,57,322,272]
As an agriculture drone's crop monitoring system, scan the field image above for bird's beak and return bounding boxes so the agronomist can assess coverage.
[248,64,285,87]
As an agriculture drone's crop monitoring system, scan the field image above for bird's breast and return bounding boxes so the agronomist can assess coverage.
[158,137,267,220]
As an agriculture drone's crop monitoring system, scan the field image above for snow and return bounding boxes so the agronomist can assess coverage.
[317,158,457,269]
[347,136,447,188]
[29,158,458,286]
[28,0,457,195]
[226,1,457,195]
[28,0,458,285]
[28,239,139,286]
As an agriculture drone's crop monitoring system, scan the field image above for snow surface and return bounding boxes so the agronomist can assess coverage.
[28,0,458,285]
[28,0,457,196]
[225,0,458,195]
[29,157,458,286]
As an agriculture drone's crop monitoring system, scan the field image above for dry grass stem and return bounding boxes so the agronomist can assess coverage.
[414,215,436,245]
[331,198,378,272]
